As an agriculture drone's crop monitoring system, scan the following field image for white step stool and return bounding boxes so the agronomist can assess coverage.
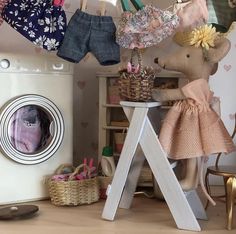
[102,101,207,232]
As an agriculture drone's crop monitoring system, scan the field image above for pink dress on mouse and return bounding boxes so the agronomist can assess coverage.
[159,78,235,160]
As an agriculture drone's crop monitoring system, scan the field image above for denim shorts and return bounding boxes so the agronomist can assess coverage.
[57,10,120,66]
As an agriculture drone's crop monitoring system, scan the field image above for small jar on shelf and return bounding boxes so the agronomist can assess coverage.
[107,77,121,105]
[113,130,127,154]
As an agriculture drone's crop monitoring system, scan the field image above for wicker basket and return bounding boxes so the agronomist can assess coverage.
[48,164,100,206]
[119,48,155,102]
[54,163,75,174]
[98,176,113,199]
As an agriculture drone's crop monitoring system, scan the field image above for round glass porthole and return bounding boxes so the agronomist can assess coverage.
[0,95,64,164]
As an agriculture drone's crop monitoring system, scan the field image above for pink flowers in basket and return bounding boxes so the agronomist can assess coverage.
[127,62,140,74]
[52,158,96,182]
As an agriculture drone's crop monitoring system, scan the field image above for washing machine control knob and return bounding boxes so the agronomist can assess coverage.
[0,59,10,69]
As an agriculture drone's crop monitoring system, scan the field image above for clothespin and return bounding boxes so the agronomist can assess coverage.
[89,158,94,168]
[81,0,87,11]
[83,157,87,172]
[100,0,106,16]
[83,157,95,172]
[53,0,65,6]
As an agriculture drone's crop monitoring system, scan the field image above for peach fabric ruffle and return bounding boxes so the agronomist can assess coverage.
[159,79,235,160]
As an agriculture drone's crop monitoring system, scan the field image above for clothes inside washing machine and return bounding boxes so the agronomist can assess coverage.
[9,105,52,154]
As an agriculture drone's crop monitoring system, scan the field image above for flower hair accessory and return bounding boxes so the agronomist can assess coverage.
[189,24,219,50]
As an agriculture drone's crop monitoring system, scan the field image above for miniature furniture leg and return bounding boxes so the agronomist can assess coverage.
[119,145,145,209]
[119,155,207,221]
[119,107,207,221]
[226,176,236,230]
[102,106,148,220]
[102,102,201,231]
[119,106,208,220]
[184,190,208,220]
[118,107,146,209]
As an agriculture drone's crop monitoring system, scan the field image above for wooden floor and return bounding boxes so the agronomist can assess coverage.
[0,186,234,234]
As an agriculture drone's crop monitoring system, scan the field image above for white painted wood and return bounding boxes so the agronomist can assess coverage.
[102,103,202,231]
[184,190,208,220]
[139,117,201,231]
[102,108,148,221]
[118,106,150,209]
[122,106,208,220]
[123,105,202,229]
[120,101,162,108]
[119,146,145,209]
[123,105,134,120]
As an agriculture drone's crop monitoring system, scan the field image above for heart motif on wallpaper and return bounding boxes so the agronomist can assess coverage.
[81,122,89,128]
[64,3,71,9]
[34,47,42,54]
[77,80,86,89]
[229,113,235,120]
[223,64,232,71]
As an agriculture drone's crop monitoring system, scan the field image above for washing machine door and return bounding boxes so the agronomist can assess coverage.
[0,95,64,164]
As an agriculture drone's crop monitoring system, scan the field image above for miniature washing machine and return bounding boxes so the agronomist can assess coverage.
[0,53,74,204]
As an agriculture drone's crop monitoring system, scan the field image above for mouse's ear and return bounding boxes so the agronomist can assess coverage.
[207,37,231,63]
[210,63,218,75]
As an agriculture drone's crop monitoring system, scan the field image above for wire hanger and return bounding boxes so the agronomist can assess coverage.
[120,0,145,12]
[120,0,131,11]
[130,0,145,10]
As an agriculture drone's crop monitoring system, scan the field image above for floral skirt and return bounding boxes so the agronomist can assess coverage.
[116,5,179,49]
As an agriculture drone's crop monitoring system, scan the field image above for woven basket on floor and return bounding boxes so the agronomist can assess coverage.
[54,163,75,175]
[119,48,155,102]
[48,164,100,206]
[98,176,113,199]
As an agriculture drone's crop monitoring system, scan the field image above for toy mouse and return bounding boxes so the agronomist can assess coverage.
[152,25,235,205]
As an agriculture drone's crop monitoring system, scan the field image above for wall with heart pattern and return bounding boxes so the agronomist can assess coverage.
[207,22,236,184]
